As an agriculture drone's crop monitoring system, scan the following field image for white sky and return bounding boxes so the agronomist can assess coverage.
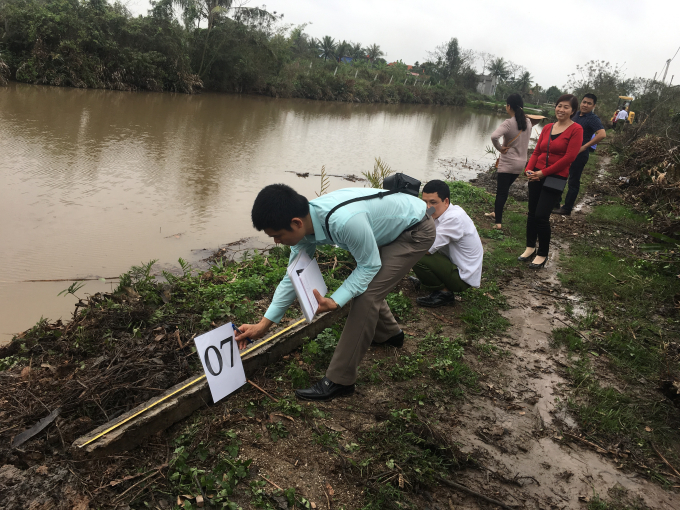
[124,0,680,89]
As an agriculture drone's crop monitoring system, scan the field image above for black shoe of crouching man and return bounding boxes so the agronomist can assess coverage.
[372,330,404,348]
[295,377,355,401]
[416,291,456,308]
[408,276,421,290]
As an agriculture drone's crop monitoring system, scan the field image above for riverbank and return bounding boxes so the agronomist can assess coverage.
[1,169,679,508]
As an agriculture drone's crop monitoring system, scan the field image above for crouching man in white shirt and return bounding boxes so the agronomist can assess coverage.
[410,180,484,307]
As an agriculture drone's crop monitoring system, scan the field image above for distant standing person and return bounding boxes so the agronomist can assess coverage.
[615,108,629,130]
[517,95,583,269]
[484,93,533,229]
[610,109,620,130]
[554,93,606,216]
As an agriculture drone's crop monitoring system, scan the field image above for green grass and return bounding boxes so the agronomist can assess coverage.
[447,180,494,212]
[459,283,510,340]
[588,200,648,227]
[553,191,680,467]
[552,327,585,352]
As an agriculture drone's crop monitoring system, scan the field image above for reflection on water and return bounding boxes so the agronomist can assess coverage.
[0,83,506,341]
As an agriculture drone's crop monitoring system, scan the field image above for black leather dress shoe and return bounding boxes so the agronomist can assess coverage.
[408,276,421,290]
[372,330,404,348]
[416,291,456,308]
[295,377,355,401]
[553,207,571,216]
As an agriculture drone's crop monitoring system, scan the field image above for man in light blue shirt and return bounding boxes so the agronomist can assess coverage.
[235,184,435,401]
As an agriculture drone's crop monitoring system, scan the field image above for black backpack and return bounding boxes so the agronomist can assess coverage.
[324,173,421,243]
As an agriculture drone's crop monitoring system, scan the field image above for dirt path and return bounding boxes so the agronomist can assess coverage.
[439,243,678,509]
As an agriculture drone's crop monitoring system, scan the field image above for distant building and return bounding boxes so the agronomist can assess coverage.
[388,62,414,71]
[476,74,498,96]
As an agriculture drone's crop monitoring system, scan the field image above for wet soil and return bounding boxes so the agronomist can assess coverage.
[212,250,679,510]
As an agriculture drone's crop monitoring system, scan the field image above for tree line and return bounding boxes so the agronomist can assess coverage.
[0,0,567,106]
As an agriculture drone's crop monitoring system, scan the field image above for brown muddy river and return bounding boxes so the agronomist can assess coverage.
[1,82,513,342]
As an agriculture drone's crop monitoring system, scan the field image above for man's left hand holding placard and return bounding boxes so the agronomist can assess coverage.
[194,323,246,403]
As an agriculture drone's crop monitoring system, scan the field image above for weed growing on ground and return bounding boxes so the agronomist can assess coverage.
[168,428,251,509]
[266,422,289,442]
[459,283,509,340]
[0,355,28,371]
[388,333,477,393]
[359,406,463,508]
[386,291,412,321]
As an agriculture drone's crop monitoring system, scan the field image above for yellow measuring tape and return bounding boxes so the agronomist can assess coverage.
[79,318,307,447]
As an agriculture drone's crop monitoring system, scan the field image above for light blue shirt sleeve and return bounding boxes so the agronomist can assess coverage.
[262,189,425,323]
[329,213,382,308]
[263,241,317,323]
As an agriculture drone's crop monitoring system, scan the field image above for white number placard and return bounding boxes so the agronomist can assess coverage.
[194,323,246,403]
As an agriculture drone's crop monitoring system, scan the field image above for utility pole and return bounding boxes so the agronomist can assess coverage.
[661,59,671,83]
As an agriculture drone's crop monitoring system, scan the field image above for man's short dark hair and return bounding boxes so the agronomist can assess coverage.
[583,93,597,104]
[422,180,450,202]
[251,184,310,231]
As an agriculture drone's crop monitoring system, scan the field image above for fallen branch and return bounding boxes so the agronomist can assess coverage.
[563,432,607,454]
[429,311,456,326]
[434,476,516,510]
[194,472,209,508]
[553,317,589,341]
[259,473,284,491]
[113,463,167,503]
[248,380,279,403]
[651,442,680,479]
[531,291,573,301]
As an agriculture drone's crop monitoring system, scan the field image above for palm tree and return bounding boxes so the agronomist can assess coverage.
[365,43,384,64]
[335,40,351,62]
[516,71,533,96]
[349,42,365,60]
[319,36,336,61]
[486,57,509,82]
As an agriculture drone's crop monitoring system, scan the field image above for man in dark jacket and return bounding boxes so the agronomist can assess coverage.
[554,93,606,216]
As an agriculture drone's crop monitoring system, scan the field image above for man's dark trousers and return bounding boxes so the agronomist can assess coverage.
[559,150,589,212]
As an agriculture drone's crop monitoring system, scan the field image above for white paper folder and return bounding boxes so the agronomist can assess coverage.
[287,250,328,322]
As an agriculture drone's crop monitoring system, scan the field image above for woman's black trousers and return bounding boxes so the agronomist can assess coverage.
[526,178,563,257]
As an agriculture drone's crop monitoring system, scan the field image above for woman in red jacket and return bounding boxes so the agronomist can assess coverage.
[517,94,583,269]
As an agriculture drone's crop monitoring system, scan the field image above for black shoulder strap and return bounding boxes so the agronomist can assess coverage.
[324,189,400,243]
